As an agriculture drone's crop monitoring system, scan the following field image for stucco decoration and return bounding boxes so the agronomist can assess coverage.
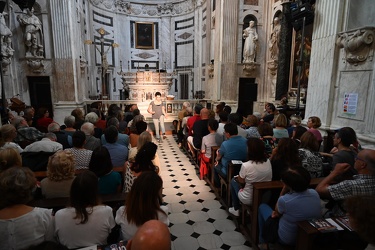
[336,27,375,65]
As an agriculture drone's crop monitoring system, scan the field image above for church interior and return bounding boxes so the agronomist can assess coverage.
[1,0,375,249]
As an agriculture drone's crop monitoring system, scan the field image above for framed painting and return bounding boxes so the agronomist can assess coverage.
[135,22,154,49]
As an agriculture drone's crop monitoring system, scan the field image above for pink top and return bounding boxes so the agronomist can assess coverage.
[308,128,322,143]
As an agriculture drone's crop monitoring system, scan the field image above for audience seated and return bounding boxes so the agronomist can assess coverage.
[126,219,171,250]
[85,112,103,139]
[187,108,210,158]
[216,112,229,142]
[214,102,225,121]
[307,116,322,145]
[316,149,375,216]
[23,133,63,153]
[258,123,276,157]
[61,115,76,137]
[223,105,232,114]
[81,122,101,151]
[70,108,85,130]
[292,126,307,147]
[177,103,192,147]
[229,138,272,216]
[128,109,145,134]
[129,120,147,148]
[228,113,248,138]
[271,138,301,181]
[125,141,160,193]
[23,106,35,127]
[91,108,106,132]
[26,241,68,250]
[101,117,129,147]
[12,116,44,148]
[186,104,203,136]
[55,171,116,249]
[65,131,93,170]
[0,124,23,153]
[272,114,289,139]
[345,195,375,249]
[124,104,138,123]
[213,123,247,187]
[261,103,276,123]
[258,167,321,248]
[244,115,260,139]
[0,167,55,249]
[40,150,75,199]
[298,131,323,178]
[115,171,169,241]
[103,125,128,167]
[89,146,122,194]
[47,122,71,149]
[199,119,223,179]
[36,108,54,133]
[331,127,357,181]
[0,148,22,173]
[287,114,302,137]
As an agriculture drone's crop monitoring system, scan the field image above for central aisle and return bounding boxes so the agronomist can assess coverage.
[157,135,252,250]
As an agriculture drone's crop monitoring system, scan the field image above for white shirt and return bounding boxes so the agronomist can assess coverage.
[23,138,62,152]
[115,205,169,241]
[237,159,273,205]
[0,142,23,153]
[0,207,54,250]
[55,205,115,249]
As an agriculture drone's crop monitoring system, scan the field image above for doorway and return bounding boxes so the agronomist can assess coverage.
[180,74,189,99]
[238,78,257,117]
[28,76,53,118]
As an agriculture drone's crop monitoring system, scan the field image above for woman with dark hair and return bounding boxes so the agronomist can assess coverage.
[271,138,301,181]
[292,126,307,147]
[258,167,321,248]
[228,138,272,216]
[258,123,275,157]
[89,147,122,194]
[36,107,54,132]
[298,131,323,178]
[0,167,55,250]
[55,171,116,249]
[115,171,169,241]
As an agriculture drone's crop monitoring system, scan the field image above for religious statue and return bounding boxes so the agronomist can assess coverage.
[17,8,44,58]
[269,17,281,60]
[1,12,14,71]
[243,21,258,63]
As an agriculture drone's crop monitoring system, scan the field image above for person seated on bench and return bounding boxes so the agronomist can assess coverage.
[0,167,55,250]
[258,167,321,249]
[115,171,169,242]
[199,119,223,179]
[65,131,92,170]
[126,220,171,250]
[89,146,122,194]
[0,148,22,173]
[213,123,247,187]
[55,171,116,249]
[316,149,375,216]
[187,108,210,159]
[40,150,75,199]
[229,138,272,216]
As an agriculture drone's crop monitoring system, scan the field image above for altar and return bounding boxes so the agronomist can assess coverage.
[118,70,175,102]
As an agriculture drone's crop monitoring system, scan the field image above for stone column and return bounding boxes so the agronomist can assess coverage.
[275,1,293,100]
[215,0,239,101]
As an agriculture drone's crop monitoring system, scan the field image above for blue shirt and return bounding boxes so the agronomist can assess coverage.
[218,136,247,176]
[101,133,129,147]
[278,189,321,245]
[103,143,128,167]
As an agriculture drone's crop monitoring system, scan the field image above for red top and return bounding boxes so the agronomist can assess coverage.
[186,115,201,136]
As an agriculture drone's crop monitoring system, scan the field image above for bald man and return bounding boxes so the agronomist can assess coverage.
[187,108,210,157]
[126,220,171,250]
[316,149,375,215]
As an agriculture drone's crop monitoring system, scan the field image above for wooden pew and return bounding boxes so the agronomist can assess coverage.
[217,162,242,206]
[206,146,219,186]
[244,177,324,248]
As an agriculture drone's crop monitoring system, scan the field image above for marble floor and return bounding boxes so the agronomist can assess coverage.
[157,135,252,250]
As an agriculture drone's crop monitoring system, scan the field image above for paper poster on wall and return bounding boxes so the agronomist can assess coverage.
[342,93,358,115]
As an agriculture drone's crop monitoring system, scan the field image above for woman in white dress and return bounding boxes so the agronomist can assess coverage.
[55,171,116,249]
[116,171,169,241]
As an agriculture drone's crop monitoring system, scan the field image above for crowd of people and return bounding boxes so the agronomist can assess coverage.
[0,100,374,249]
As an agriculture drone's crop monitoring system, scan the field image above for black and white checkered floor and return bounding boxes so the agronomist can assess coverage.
[157,135,252,250]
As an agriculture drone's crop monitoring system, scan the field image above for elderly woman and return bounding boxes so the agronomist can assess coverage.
[244,115,260,139]
[40,150,76,198]
[85,112,103,138]
[0,124,23,153]
[0,167,55,249]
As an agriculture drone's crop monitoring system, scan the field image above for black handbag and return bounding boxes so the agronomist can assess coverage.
[262,216,280,243]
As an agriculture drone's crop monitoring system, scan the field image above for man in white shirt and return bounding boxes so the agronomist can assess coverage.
[23,133,62,152]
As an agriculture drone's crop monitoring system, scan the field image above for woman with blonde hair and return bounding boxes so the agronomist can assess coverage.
[40,150,76,198]
[273,113,289,139]
[116,171,169,241]
[0,148,22,173]
[0,124,23,153]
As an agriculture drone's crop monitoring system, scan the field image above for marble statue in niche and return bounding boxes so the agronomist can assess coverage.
[269,17,281,60]
[1,12,14,72]
[242,20,258,63]
[17,8,44,58]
